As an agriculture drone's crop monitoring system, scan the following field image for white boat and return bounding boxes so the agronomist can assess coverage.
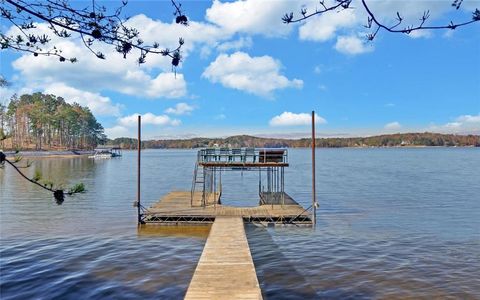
[89,147,122,159]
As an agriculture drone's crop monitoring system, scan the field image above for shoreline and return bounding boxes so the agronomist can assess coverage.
[129,145,479,150]
[1,145,477,158]
[2,150,94,159]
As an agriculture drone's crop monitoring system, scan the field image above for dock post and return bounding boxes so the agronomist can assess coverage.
[312,111,317,226]
[137,115,141,224]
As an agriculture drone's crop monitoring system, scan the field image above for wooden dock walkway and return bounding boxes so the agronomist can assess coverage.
[142,191,312,226]
[184,216,262,300]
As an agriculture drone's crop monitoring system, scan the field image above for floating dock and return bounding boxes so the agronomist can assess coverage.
[184,216,262,300]
[142,191,312,225]
[139,148,313,226]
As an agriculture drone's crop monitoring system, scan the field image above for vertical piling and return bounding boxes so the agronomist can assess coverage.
[312,111,317,226]
[137,115,141,224]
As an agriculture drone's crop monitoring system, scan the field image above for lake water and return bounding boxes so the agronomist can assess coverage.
[1,148,479,299]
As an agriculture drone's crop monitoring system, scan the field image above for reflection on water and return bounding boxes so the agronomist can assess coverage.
[269,228,480,299]
[137,225,211,239]
[0,235,204,299]
[1,148,480,299]
[247,225,319,299]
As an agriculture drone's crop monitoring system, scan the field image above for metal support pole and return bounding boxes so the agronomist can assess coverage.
[137,115,141,224]
[312,111,317,226]
[202,167,206,207]
[281,167,285,206]
[276,167,279,204]
[213,167,216,208]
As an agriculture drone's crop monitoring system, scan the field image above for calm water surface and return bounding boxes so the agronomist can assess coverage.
[1,148,479,299]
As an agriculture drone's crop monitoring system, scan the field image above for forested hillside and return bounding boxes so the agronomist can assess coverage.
[108,132,480,149]
[0,93,105,150]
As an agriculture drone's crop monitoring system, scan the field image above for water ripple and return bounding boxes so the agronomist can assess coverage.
[1,148,480,299]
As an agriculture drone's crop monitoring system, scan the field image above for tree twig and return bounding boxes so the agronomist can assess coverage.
[282,0,480,41]
[1,0,188,66]
[0,151,85,204]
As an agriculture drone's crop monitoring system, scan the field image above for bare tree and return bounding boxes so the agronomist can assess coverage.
[282,0,480,41]
[0,0,188,67]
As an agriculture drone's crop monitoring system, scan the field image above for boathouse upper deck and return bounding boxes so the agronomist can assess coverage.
[197,147,289,167]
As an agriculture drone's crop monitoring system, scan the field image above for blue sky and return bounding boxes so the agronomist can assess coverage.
[1,0,479,139]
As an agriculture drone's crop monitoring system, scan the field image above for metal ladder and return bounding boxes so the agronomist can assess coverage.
[191,162,205,206]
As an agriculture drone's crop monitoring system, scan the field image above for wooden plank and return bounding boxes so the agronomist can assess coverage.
[185,216,262,300]
[144,191,312,224]
[199,162,289,167]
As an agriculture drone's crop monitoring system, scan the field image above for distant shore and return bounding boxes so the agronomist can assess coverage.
[2,145,478,159]
[108,132,480,149]
[2,150,94,159]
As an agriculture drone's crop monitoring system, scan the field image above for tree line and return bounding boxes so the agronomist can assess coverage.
[1,92,106,150]
[107,132,480,150]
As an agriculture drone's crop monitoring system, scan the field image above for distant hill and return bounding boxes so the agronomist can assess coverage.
[106,132,480,149]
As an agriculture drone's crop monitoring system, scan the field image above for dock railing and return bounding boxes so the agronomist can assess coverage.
[197,148,288,165]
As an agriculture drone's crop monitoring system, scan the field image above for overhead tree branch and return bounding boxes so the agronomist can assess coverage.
[0,0,188,67]
[282,0,480,41]
[1,151,85,205]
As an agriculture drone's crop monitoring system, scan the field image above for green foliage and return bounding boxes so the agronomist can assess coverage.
[105,133,480,149]
[3,92,105,150]
[41,179,54,189]
[32,169,42,182]
[68,183,85,194]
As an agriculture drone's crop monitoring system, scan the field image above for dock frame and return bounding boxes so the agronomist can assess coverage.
[140,147,313,226]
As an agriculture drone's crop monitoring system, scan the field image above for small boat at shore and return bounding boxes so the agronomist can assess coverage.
[89,147,122,159]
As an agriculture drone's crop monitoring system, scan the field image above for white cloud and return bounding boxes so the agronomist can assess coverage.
[384,121,402,130]
[444,122,462,128]
[217,36,253,52]
[164,103,196,115]
[202,52,303,98]
[409,30,432,39]
[270,112,327,126]
[200,46,213,59]
[299,8,357,42]
[130,15,229,55]
[44,83,122,116]
[206,0,296,37]
[427,114,480,134]
[365,1,452,26]
[456,114,480,123]
[124,14,232,67]
[432,114,480,132]
[429,114,480,133]
[335,35,374,55]
[12,41,187,100]
[105,125,130,139]
[8,15,234,101]
[0,86,16,105]
[296,0,460,53]
[119,113,181,127]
